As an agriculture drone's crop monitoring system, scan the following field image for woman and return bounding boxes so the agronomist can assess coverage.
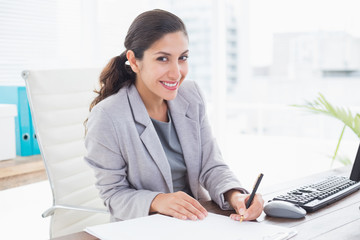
[85,9,263,222]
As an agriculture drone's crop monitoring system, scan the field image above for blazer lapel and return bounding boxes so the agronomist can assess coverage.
[127,84,173,192]
[168,93,200,199]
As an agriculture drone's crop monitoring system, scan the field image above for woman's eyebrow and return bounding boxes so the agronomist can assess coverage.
[153,50,189,56]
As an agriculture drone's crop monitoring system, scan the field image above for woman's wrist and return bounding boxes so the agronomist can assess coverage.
[224,189,243,208]
[149,193,163,213]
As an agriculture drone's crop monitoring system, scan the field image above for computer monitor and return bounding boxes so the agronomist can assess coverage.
[350,143,360,182]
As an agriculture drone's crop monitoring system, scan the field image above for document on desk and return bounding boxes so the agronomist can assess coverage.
[85,213,297,240]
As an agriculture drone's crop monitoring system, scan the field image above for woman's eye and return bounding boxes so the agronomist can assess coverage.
[157,57,168,62]
[179,55,188,61]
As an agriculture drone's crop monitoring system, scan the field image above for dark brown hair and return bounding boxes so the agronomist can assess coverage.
[89,9,188,111]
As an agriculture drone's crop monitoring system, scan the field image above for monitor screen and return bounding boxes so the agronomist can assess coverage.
[350,143,360,182]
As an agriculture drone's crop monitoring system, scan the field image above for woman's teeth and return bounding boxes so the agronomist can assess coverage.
[162,81,177,87]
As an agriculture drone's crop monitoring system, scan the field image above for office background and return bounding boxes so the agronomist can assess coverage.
[1,0,360,239]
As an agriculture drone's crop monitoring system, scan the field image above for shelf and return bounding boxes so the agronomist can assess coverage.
[0,155,47,190]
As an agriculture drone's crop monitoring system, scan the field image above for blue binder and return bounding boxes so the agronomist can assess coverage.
[30,118,40,155]
[0,86,40,156]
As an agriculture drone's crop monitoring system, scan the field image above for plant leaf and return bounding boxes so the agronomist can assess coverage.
[336,155,352,166]
[354,114,360,138]
[293,93,360,138]
[293,93,360,167]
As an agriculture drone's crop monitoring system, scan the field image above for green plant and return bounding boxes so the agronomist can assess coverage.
[293,93,360,167]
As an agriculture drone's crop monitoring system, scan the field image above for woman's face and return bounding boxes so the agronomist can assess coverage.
[132,31,189,103]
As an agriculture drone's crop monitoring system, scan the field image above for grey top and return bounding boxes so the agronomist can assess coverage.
[151,112,193,196]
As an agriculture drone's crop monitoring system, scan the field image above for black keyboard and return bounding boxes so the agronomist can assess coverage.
[271,176,360,212]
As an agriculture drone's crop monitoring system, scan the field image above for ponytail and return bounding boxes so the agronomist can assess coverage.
[89,51,135,111]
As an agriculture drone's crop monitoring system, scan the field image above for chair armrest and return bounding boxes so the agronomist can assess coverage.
[42,204,109,218]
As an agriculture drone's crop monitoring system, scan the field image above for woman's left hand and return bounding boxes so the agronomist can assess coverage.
[225,190,264,221]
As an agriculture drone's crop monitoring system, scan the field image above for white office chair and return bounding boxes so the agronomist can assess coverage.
[23,69,110,238]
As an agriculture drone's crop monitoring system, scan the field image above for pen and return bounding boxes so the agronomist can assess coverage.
[240,173,264,223]
[246,173,264,209]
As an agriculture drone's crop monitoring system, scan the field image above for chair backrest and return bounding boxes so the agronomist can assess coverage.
[23,69,109,238]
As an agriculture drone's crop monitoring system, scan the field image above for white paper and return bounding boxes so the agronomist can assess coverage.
[85,213,297,240]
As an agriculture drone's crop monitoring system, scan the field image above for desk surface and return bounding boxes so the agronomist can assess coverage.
[53,166,360,240]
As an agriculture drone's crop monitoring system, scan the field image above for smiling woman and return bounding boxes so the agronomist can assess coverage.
[84,9,264,224]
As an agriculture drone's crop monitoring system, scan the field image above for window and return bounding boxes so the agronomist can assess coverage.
[2,0,359,187]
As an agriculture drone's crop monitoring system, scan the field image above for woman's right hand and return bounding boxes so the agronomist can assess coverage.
[150,191,208,220]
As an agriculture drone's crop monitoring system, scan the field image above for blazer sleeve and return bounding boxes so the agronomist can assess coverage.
[193,82,248,210]
[84,106,161,220]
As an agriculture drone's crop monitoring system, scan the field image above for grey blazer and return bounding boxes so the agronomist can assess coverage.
[85,81,246,220]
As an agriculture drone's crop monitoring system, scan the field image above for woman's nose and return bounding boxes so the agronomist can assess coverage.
[168,62,181,80]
